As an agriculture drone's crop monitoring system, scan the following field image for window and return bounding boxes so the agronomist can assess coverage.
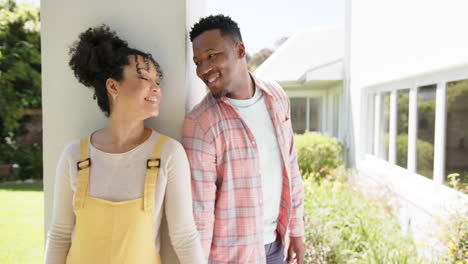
[309,97,321,132]
[396,89,410,168]
[366,66,468,194]
[332,95,339,137]
[417,85,436,179]
[377,92,390,160]
[290,97,323,134]
[290,97,307,133]
[445,79,468,190]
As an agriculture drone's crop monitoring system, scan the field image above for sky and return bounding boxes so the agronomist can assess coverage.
[17,0,345,55]
[206,0,345,54]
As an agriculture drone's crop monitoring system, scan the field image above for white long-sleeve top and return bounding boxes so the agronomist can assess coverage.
[44,130,205,264]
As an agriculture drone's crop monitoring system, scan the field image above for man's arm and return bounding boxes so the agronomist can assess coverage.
[285,97,305,237]
[288,135,305,236]
[182,117,217,259]
[285,97,305,264]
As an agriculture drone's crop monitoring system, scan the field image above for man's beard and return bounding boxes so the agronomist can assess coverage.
[208,87,228,98]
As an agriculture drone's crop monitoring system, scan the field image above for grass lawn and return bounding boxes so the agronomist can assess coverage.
[0,183,44,264]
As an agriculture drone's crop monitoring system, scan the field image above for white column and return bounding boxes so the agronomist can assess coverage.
[185,0,208,113]
[433,81,447,186]
[373,92,382,156]
[389,90,398,164]
[41,1,206,258]
[365,93,375,154]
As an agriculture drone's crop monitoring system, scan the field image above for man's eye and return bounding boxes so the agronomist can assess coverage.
[209,53,217,59]
[194,61,201,66]
[139,76,148,81]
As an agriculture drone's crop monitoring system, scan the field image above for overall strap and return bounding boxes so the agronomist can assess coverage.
[143,135,168,212]
[74,137,91,210]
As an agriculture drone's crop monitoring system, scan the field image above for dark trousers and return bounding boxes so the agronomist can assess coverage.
[265,237,287,264]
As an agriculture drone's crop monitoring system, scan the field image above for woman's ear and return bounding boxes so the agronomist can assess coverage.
[106,78,119,101]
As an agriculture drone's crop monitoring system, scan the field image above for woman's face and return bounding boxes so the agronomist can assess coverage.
[109,55,162,120]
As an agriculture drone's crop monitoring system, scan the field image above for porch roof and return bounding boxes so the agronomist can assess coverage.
[254,26,345,84]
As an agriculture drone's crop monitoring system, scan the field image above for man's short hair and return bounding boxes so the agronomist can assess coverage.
[190,14,243,43]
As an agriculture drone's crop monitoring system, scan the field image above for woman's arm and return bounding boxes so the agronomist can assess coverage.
[163,140,206,264]
[43,144,76,264]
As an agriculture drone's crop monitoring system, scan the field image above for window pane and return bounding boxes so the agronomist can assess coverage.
[417,85,436,179]
[445,79,468,192]
[290,97,307,133]
[309,97,321,132]
[378,92,390,160]
[333,95,339,137]
[396,89,410,168]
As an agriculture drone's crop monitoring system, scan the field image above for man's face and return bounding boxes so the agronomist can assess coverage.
[192,29,243,98]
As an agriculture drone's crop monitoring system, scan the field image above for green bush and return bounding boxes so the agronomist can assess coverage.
[0,1,42,183]
[0,0,41,133]
[0,141,42,181]
[303,175,418,264]
[294,132,343,181]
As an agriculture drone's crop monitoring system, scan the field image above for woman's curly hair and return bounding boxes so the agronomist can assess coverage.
[69,25,162,116]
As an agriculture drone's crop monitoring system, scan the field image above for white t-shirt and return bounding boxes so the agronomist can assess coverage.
[228,88,283,245]
[44,130,205,264]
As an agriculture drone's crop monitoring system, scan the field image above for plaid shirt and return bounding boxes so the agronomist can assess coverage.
[182,74,304,264]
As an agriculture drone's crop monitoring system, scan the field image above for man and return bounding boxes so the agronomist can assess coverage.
[182,15,304,264]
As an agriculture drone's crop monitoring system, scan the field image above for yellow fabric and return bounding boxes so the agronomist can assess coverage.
[66,135,168,264]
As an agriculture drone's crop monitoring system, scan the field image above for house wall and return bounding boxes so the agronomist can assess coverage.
[348,0,468,163]
[41,0,206,261]
[347,0,468,259]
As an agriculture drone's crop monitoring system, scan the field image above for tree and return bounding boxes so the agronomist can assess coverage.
[247,48,273,71]
[0,0,42,181]
[0,0,41,135]
[246,36,290,72]
[274,36,288,49]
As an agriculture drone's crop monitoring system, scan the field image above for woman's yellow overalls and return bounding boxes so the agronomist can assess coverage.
[66,135,168,264]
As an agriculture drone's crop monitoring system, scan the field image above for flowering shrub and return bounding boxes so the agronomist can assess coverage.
[303,173,418,264]
[294,132,342,181]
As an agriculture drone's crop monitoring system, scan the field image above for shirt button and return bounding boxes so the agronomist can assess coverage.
[252,141,256,145]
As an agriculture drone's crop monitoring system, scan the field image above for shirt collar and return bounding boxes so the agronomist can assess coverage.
[250,72,274,97]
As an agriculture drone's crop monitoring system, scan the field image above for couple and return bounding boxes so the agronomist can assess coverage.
[44,15,305,264]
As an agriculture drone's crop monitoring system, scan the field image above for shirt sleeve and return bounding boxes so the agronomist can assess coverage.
[43,145,76,264]
[182,117,217,259]
[286,97,305,237]
[163,139,206,263]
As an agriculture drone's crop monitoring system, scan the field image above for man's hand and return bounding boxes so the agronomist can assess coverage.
[287,236,304,264]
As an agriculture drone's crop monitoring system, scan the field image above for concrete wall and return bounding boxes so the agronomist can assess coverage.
[346,0,468,163]
[349,0,468,89]
[41,0,206,261]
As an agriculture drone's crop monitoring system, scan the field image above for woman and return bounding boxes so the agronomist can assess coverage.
[44,25,205,264]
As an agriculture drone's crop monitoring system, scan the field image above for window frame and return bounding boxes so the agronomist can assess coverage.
[363,64,468,193]
[287,86,342,136]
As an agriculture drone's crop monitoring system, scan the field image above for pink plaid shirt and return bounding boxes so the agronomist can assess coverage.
[182,74,304,264]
